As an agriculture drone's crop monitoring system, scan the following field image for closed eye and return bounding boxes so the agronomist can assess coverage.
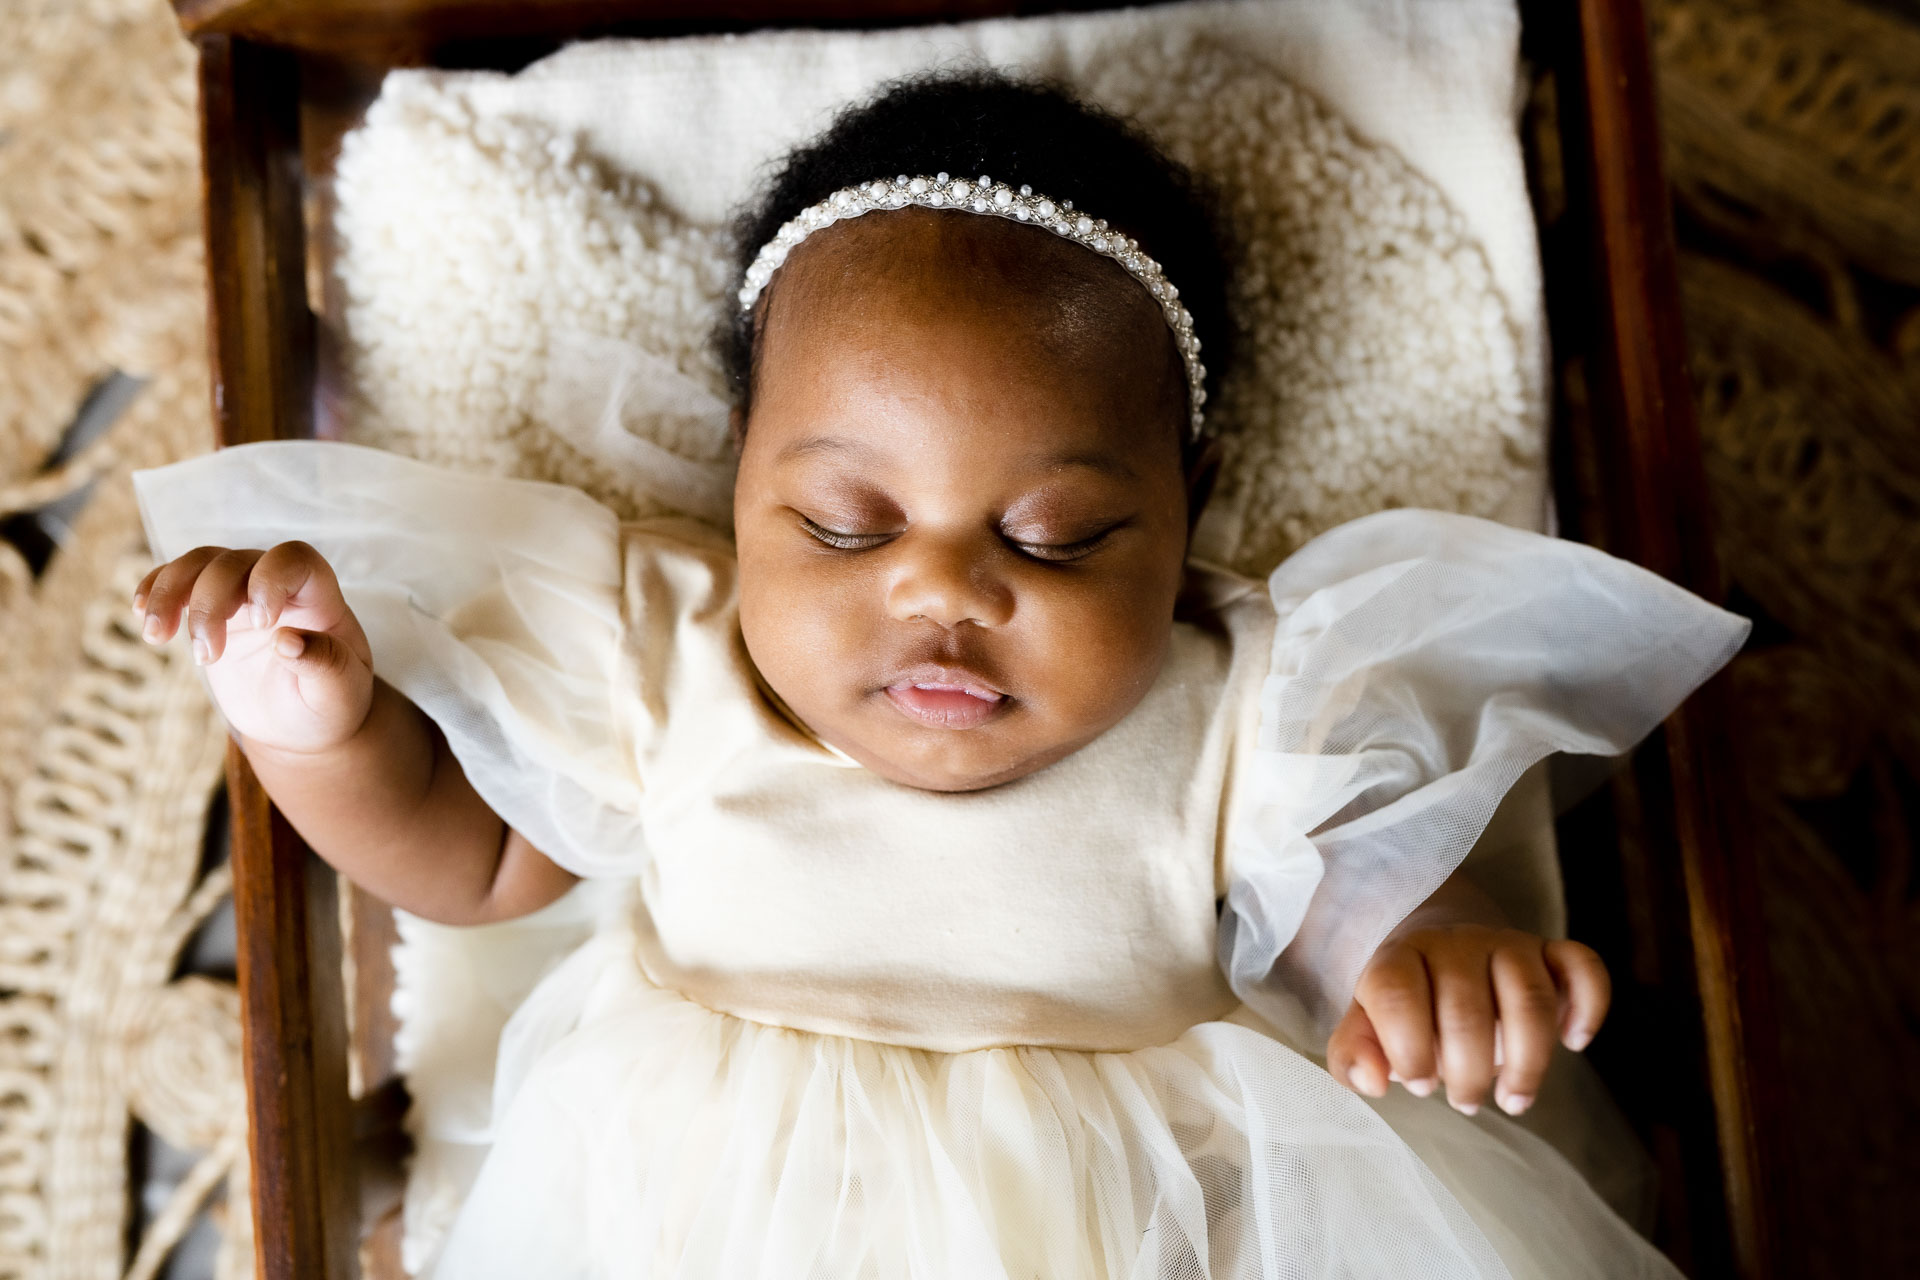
[800,514,1122,561]
[1011,526,1119,563]
[799,515,894,551]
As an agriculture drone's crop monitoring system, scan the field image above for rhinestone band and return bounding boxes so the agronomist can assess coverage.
[737,173,1209,440]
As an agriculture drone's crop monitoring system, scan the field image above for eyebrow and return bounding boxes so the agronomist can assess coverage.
[771,434,1139,482]
[1028,449,1139,482]
[773,434,875,465]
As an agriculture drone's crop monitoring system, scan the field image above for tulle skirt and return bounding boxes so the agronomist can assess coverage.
[424,927,1682,1280]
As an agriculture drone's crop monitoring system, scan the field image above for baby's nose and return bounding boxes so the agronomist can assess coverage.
[883,535,1014,629]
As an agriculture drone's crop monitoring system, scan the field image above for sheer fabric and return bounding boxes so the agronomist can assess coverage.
[134,440,650,878]
[431,916,1685,1280]
[130,442,1746,1278]
[1219,511,1751,1047]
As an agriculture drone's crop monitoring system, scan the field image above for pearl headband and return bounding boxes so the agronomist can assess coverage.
[737,172,1209,441]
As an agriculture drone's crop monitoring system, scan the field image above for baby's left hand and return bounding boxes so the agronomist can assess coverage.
[1327,924,1610,1118]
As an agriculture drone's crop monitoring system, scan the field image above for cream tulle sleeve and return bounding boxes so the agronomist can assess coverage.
[131,440,647,878]
[1220,509,1751,1047]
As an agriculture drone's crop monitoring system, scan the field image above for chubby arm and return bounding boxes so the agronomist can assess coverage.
[1325,868,1611,1118]
[135,541,577,925]
[243,677,578,924]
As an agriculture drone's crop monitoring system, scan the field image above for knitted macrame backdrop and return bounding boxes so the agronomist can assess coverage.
[0,0,1914,1277]
[0,2,249,1278]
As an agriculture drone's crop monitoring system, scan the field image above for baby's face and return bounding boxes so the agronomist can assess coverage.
[733,208,1200,792]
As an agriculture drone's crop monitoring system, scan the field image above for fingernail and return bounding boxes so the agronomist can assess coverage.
[250,602,267,629]
[1498,1090,1534,1116]
[1405,1077,1437,1098]
[192,637,211,666]
[1564,1027,1593,1053]
[131,594,146,615]
[1447,1090,1479,1115]
[142,614,161,643]
[274,630,305,658]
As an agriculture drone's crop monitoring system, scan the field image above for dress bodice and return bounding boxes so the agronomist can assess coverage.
[612,522,1276,1052]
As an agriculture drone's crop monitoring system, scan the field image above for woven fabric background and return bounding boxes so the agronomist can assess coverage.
[0,0,1912,1276]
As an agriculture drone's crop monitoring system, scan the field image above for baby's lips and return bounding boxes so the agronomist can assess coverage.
[883,683,1007,730]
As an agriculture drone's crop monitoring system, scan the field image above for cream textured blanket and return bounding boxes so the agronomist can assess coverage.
[317,1,1620,1269]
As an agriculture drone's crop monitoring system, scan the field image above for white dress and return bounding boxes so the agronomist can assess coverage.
[133,441,1749,1280]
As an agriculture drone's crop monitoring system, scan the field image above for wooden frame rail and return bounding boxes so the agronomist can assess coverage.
[1535,4,1788,1274]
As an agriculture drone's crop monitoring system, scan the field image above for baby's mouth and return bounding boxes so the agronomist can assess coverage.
[881,673,1008,730]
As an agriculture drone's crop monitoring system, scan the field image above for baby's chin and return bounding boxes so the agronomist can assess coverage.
[810,704,1104,794]
[833,737,1080,793]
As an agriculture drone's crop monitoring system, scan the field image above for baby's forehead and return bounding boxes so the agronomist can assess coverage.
[742,210,1188,475]
[759,208,1171,369]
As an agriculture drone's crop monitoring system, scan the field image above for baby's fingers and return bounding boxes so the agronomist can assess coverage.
[1489,941,1561,1116]
[1432,948,1498,1115]
[132,563,165,614]
[137,546,237,647]
[185,548,268,663]
[270,626,356,680]
[1352,944,1439,1098]
[1543,939,1611,1052]
[1328,1001,1389,1097]
[245,541,350,637]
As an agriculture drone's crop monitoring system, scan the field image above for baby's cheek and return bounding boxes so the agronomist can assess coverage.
[1025,590,1172,737]
[739,557,871,697]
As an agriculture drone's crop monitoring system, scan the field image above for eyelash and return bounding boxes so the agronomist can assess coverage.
[798,517,891,552]
[797,516,1114,563]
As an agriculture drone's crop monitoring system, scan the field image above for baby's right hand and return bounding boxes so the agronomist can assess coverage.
[133,543,374,755]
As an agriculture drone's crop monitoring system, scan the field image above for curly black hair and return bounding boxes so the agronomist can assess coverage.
[714,66,1235,462]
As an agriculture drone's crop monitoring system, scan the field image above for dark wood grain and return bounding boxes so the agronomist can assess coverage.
[198,34,314,451]
[1532,0,1790,1274]
[222,752,357,1280]
[173,0,1126,62]
[198,33,359,1280]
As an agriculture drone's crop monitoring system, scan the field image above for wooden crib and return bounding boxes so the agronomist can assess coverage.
[166,0,1791,1276]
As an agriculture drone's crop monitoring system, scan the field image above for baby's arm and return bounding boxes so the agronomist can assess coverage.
[1325,870,1610,1118]
[134,543,578,925]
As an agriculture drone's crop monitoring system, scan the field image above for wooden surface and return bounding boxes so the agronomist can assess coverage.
[174,0,1123,62]
[181,0,1785,1275]
[197,33,360,1280]
[1531,0,1789,1273]
[1572,1,1786,1274]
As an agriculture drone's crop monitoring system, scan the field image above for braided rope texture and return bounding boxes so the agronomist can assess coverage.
[0,2,249,1278]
